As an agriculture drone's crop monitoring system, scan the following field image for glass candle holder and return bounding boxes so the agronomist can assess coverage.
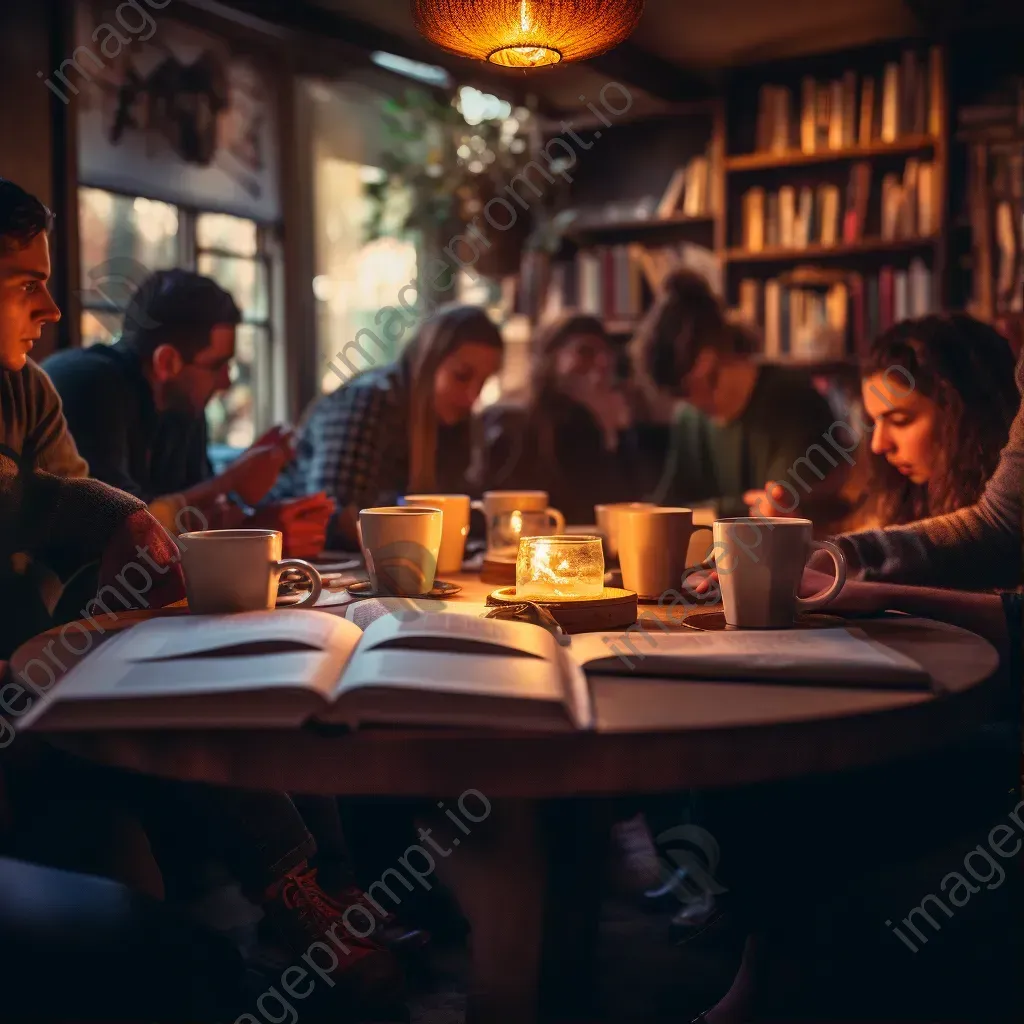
[516,535,605,601]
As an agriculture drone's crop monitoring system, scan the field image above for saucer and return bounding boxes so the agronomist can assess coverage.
[345,580,463,599]
[683,611,847,631]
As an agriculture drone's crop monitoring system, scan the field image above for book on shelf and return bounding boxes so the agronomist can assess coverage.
[741,175,865,251]
[657,154,712,218]
[755,47,939,158]
[631,242,722,298]
[880,159,935,240]
[544,246,645,323]
[733,258,935,359]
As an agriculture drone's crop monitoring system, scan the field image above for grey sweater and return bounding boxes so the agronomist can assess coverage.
[834,354,1023,588]
[1,359,88,477]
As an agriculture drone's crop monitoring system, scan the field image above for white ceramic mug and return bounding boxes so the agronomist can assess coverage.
[617,507,703,600]
[595,501,657,560]
[358,506,443,596]
[176,529,322,614]
[402,493,470,576]
[712,518,847,628]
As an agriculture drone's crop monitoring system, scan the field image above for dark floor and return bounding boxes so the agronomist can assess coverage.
[405,823,1020,1023]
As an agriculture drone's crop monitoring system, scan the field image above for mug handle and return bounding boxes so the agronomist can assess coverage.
[795,540,847,613]
[470,499,485,513]
[546,507,566,533]
[275,559,323,608]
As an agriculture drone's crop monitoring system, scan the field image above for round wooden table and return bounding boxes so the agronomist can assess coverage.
[7,575,1003,1023]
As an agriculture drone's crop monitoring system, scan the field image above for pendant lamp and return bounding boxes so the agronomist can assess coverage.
[412,0,645,69]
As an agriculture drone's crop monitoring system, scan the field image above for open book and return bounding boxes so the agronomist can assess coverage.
[18,610,593,734]
[569,627,931,691]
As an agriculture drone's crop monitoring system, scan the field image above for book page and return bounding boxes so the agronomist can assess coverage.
[124,610,360,661]
[18,611,362,733]
[356,611,559,661]
[327,613,593,730]
[569,627,930,690]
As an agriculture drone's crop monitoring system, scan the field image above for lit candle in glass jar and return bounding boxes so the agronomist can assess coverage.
[516,535,604,601]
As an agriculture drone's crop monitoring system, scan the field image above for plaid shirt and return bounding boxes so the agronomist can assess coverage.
[273,367,410,514]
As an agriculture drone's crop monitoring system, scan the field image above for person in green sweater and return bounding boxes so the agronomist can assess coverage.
[632,270,843,519]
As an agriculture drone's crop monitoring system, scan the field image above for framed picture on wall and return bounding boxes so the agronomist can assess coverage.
[68,0,279,220]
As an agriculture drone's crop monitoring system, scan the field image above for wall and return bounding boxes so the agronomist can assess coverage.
[0,0,74,360]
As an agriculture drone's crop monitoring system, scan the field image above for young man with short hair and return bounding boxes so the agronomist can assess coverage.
[0,178,405,1020]
[44,268,333,556]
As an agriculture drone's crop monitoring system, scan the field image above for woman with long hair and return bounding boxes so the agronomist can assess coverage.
[275,304,503,547]
[748,314,1021,531]
[849,313,1019,528]
[472,313,638,524]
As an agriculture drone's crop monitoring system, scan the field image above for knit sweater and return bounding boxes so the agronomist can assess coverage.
[834,354,1023,588]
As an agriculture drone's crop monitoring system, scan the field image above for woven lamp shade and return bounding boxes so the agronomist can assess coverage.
[412,0,645,68]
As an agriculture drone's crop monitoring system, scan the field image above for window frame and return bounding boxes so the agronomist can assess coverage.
[76,184,278,444]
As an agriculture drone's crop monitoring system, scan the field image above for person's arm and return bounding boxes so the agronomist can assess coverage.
[24,363,88,479]
[799,568,1012,660]
[290,386,390,549]
[833,358,1024,588]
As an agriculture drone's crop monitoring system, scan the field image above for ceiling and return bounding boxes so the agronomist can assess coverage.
[208,0,1017,112]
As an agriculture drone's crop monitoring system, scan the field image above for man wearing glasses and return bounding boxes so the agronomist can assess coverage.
[45,269,333,556]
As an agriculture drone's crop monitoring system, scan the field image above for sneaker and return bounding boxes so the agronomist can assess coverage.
[260,867,404,1012]
[331,884,431,954]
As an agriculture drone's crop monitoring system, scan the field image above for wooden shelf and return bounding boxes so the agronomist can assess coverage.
[566,214,715,242]
[724,236,938,264]
[725,135,939,172]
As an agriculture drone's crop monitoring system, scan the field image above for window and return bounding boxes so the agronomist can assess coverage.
[312,159,418,394]
[197,212,271,448]
[77,187,273,448]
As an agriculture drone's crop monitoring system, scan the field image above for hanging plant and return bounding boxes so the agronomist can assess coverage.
[364,85,543,275]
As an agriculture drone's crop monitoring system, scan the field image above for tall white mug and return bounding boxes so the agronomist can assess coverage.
[402,494,470,575]
[712,518,847,628]
[176,529,322,614]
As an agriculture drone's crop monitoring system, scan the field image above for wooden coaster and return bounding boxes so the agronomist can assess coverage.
[486,586,637,634]
[684,611,847,631]
[345,580,463,599]
[480,558,516,585]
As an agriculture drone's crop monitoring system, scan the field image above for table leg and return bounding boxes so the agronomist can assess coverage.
[539,799,612,1020]
[430,798,548,1024]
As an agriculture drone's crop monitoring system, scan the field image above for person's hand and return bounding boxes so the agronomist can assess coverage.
[562,378,631,449]
[254,493,335,560]
[799,567,881,616]
[744,481,801,519]
[219,428,295,506]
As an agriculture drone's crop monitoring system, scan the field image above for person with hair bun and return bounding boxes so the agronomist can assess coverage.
[631,269,841,518]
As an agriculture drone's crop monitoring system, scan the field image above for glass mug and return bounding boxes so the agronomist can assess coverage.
[486,509,562,561]
[472,491,565,554]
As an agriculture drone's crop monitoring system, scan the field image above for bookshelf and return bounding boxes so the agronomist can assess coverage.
[721,40,950,364]
[725,235,939,263]
[517,40,955,371]
[724,134,937,172]
[522,100,726,338]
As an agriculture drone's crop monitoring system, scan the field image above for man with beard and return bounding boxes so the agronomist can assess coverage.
[44,268,332,555]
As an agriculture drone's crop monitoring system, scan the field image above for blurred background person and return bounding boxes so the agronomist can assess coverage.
[632,270,843,519]
[471,313,639,524]
[273,304,503,549]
